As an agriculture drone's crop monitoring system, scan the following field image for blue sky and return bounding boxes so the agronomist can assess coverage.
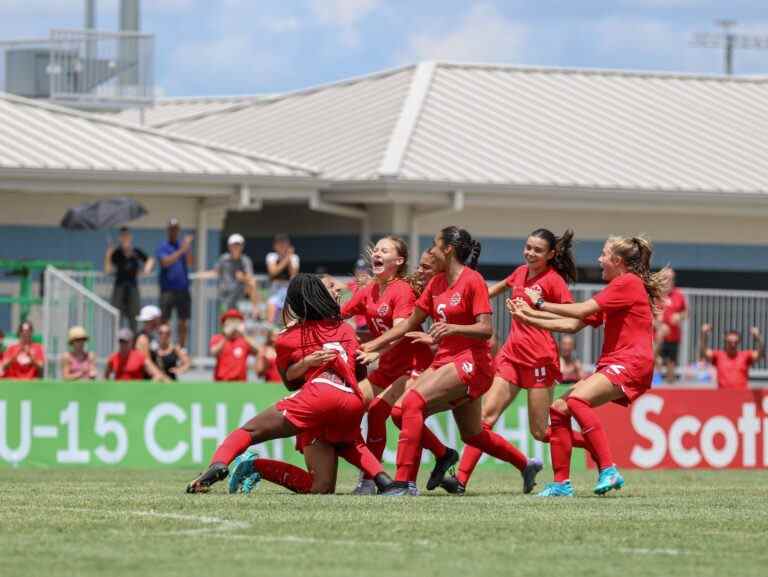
[1,1,767,97]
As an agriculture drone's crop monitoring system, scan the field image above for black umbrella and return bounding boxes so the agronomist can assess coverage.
[61,197,148,230]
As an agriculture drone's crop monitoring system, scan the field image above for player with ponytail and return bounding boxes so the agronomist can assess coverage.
[361,226,522,496]
[509,235,663,497]
[442,228,579,495]
[186,273,394,495]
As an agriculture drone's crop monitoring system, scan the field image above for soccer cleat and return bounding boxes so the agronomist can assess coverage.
[186,462,229,493]
[379,481,413,496]
[440,474,466,495]
[406,481,420,496]
[536,480,574,497]
[426,448,459,491]
[521,458,544,494]
[593,465,625,495]
[228,452,262,494]
[351,478,378,496]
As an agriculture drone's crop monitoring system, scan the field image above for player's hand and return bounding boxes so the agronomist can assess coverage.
[405,331,434,346]
[507,299,530,324]
[701,323,712,334]
[429,322,455,341]
[750,326,761,338]
[304,350,337,367]
[356,350,379,366]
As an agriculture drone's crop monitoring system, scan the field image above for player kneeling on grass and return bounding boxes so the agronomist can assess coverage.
[186,273,394,495]
[509,236,664,497]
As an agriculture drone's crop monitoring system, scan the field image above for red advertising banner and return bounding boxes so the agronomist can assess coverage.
[594,389,768,469]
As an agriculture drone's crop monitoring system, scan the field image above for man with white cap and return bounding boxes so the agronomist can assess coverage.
[200,232,257,313]
[134,305,167,381]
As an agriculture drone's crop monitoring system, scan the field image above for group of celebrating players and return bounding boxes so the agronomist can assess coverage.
[186,224,663,498]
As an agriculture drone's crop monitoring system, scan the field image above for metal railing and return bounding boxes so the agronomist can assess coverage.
[42,266,119,379]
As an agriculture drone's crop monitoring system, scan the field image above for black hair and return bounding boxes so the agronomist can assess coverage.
[283,274,341,325]
[725,329,741,339]
[119,226,130,234]
[529,228,577,283]
[274,233,290,244]
[439,226,482,269]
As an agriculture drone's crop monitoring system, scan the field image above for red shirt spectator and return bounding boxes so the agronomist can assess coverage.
[210,309,258,382]
[107,349,148,381]
[661,287,687,343]
[700,325,764,391]
[1,321,44,380]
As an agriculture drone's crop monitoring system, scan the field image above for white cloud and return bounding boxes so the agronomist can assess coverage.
[260,16,301,33]
[402,3,527,63]
[310,0,380,26]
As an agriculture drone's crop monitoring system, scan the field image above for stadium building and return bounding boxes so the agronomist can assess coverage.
[1,62,768,292]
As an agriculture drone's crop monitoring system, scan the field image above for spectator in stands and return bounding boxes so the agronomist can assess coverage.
[559,334,584,384]
[199,233,259,314]
[700,324,764,390]
[265,233,299,325]
[134,305,166,378]
[657,268,688,383]
[104,328,165,381]
[61,326,97,380]
[210,309,258,382]
[153,323,190,381]
[105,226,154,333]
[156,218,193,349]
[1,321,44,380]
[255,329,281,383]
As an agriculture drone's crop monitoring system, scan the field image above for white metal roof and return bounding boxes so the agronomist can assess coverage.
[114,95,269,127]
[0,92,316,181]
[159,62,768,195]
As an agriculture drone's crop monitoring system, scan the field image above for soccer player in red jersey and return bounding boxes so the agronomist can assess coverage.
[343,237,455,495]
[441,229,577,495]
[510,235,666,496]
[656,268,687,383]
[699,324,764,390]
[362,226,533,496]
[186,274,394,495]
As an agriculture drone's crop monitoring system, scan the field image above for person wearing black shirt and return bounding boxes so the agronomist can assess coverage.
[104,227,154,333]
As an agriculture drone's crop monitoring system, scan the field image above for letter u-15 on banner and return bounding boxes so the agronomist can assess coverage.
[595,390,768,469]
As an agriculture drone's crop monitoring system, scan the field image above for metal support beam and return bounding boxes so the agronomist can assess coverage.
[408,190,465,271]
[194,198,209,362]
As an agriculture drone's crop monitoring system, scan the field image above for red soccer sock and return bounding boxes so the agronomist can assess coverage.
[566,397,613,471]
[391,405,447,459]
[395,390,427,482]
[210,428,252,466]
[549,407,573,482]
[338,441,384,479]
[252,459,313,494]
[456,423,488,486]
[364,397,393,478]
[543,426,588,449]
[463,425,528,472]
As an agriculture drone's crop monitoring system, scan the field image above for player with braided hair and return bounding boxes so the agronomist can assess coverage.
[509,235,665,496]
[362,226,529,496]
[186,273,394,495]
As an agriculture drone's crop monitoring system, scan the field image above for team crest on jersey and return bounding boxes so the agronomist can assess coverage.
[377,304,390,317]
[449,292,462,306]
[528,285,542,296]
[462,361,474,374]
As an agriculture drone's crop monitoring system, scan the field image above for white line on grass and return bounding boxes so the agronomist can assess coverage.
[619,548,688,556]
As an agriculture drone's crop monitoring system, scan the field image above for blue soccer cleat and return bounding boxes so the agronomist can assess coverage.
[228,452,261,495]
[536,480,574,497]
[593,465,624,495]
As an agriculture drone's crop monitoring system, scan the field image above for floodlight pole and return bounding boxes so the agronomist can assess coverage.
[692,19,768,76]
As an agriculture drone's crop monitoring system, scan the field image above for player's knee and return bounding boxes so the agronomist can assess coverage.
[531,426,548,442]
[551,398,569,415]
[310,480,335,494]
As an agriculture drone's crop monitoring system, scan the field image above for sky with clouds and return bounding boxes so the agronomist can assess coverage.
[1,0,767,97]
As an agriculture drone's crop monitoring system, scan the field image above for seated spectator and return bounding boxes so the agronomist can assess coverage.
[153,323,190,381]
[135,305,166,378]
[255,330,281,383]
[61,326,97,381]
[265,234,299,325]
[199,233,259,314]
[559,334,584,384]
[210,309,258,382]
[104,328,165,381]
[699,323,764,390]
[1,321,44,380]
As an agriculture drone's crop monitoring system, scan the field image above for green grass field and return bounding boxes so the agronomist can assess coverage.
[1,467,766,577]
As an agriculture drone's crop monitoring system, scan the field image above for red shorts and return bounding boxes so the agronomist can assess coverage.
[410,343,434,379]
[276,377,366,453]
[367,350,411,389]
[433,348,494,402]
[495,352,559,389]
[595,359,653,407]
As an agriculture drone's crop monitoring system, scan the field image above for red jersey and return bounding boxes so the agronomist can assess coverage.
[108,350,146,381]
[661,288,687,343]
[711,350,753,390]
[415,267,492,365]
[259,348,282,383]
[275,320,359,394]
[345,280,368,330]
[2,343,44,380]
[211,334,255,382]
[501,265,573,366]
[589,273,654,366]
[342,278,417,370]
